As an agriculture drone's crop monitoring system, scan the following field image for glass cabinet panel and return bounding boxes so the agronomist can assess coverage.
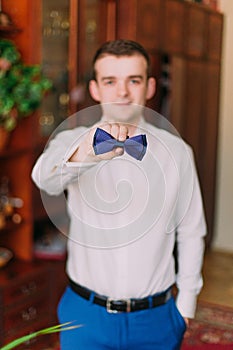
[40,0,70,136]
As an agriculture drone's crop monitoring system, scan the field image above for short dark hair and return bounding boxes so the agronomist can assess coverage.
[91,39,151,80]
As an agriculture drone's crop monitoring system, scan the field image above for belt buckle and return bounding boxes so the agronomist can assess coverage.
[106,298,131,313]
[106,298,118,313]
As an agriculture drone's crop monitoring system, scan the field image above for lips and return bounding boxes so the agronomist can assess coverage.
[114,101,132,106]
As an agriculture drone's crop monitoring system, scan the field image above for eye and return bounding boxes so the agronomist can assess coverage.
[103,79,115,86]
[130,78,141,85]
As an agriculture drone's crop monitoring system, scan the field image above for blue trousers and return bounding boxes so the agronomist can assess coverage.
[58,286,186,350]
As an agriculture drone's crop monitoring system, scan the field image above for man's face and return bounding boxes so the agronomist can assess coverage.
[89,54,155,124]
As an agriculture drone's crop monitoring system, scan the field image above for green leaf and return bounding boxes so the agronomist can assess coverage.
[0,322,82,350]
[0,40,21,64]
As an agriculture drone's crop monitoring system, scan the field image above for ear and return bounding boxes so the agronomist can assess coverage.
[89,80,101,102]
[146,77,156,100]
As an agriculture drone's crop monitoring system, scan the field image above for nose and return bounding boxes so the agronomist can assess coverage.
[117,80,129,98]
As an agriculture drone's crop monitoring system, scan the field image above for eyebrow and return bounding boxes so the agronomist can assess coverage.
[101,75,144,81]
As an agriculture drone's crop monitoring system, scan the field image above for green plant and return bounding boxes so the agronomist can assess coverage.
[0,39,52,132]
[0,322,82,350]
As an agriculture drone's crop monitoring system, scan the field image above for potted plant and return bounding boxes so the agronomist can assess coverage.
[0,39,52,148]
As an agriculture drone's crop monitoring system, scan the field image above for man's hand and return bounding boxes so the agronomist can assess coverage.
[69,123,129,163]
[184,317,190,328]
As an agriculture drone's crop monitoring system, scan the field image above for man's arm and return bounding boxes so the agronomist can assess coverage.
[31,128,89,195]
[175,148,206,319]
[32,123,130,195]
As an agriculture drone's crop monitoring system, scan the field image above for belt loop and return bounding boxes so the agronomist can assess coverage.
[148,296,153,308]
[89,292,95,304]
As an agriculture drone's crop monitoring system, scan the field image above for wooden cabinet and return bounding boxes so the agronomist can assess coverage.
[162,0,186,55]
[185,3,208,58]
[0,0,40,261]
[0,124,35,261]
[135,0,162,51]
[115,0,223,246]
[0,260,66,348]
[183,59,205,159]
[207,11,223,61]
[0,0,71,260]
[117,0,162,52]
[199,62,221,246]
[0,261,52,348]
[0,3,68,345]
[169,55,186,133]
[177,58,222,246]
[69,0,117,115]
[76,0,116,81]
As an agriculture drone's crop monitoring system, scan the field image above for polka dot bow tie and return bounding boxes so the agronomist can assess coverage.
[93,127,147,161]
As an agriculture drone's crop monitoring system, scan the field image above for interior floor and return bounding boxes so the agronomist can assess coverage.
[198,249,233,308]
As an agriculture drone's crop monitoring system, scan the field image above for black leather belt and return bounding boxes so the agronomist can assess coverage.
[69,279,172,313]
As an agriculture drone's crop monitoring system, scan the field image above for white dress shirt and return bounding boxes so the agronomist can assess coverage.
[32,118,206,318]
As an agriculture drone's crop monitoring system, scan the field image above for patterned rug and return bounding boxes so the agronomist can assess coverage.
[181,301,233,349]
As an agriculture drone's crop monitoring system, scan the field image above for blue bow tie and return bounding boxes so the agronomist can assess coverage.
[93,128,147,161]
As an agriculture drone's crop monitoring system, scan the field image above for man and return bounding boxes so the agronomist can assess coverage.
[32,39,206,349]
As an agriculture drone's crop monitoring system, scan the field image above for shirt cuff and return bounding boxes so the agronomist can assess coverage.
[62,137,97,174]
[175,290,198,319]
[64,160,97,173]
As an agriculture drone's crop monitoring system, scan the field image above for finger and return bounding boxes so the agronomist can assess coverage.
[184,318,190,327]
[110,123,120,140]
[100,123,111,134]
[118,124,128,141]
[114,147,124,156]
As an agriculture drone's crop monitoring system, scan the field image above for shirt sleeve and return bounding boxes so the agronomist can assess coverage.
[31,127,97,196]
[175,147,207,319]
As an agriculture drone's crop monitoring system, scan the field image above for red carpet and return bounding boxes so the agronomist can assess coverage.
[181,301,233,349]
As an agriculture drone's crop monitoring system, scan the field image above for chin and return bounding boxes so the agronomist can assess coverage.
[102,103,143,124]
